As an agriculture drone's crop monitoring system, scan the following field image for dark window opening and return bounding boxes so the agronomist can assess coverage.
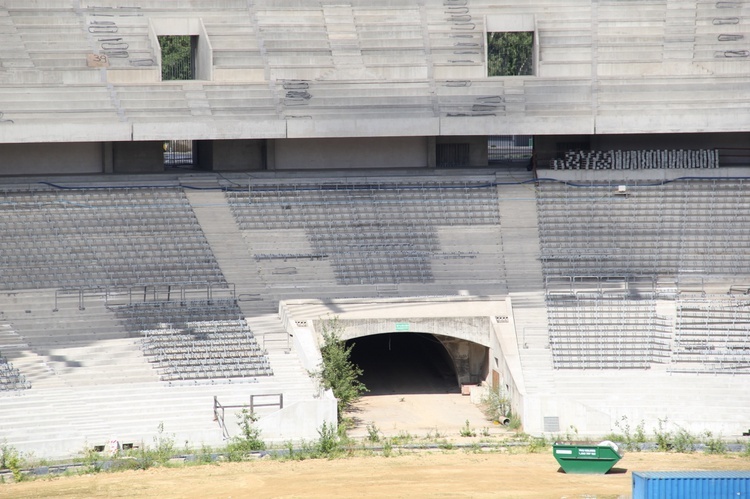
[487,32,533,76]
[160,35,196,81]
[437,143,471,168]
[488,135,533,163]
[164,140,195,167]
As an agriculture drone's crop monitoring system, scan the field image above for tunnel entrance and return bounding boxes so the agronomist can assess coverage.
[346,333,460,395]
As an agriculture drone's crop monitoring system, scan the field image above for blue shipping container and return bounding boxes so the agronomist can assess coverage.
[633,471,750,499]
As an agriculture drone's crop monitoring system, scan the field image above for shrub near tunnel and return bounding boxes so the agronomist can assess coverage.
[310,317,368,423]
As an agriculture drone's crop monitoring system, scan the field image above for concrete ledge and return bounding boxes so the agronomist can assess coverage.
[287,116,439,138]
[0,122,132,143]
[132,119,287,141]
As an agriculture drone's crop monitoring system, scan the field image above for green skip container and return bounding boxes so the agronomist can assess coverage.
[553,441,624,474]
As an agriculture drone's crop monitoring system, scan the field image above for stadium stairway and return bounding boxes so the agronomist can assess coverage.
[184,187,320,392]
[496,176,557,397]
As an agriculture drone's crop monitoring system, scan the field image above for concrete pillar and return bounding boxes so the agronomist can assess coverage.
[427,136,437,168]
[265,139,276,170]
[102,142,114,174]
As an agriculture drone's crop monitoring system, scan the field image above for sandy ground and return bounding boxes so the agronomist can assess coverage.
[348,393,498,439]
[3,451,750,499]
[3,394,750,498]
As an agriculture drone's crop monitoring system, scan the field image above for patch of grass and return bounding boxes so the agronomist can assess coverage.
[460,420,476,438]
[316,421,340,457]
[525,435,548,453]
[672,427,697,453]
[226,410,265,462]
[614,415,646,452]
[438,440,454,451]
[425,428,443,441]
[151,422,177,466]
[196,444,215,465]
[366,424,381,443]
[79,446,103,474]
[391,431,414,446]
[702,431,727,455]
[479,385,510,425]
[600,432,625,443]
[382,438,393,457]
[1,443,26,482]
[654,418,672,452]
[508,413,522,431]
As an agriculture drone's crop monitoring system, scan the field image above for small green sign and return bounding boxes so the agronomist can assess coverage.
[395,322,410,331]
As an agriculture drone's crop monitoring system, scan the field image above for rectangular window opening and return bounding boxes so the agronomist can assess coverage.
[487,31,534,77]
[159,35,196,81]
[488,135,533,163]
[437,143,471,168]
[164,140,195,167]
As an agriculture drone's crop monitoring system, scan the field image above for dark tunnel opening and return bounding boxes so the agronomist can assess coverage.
[346,333,460,395]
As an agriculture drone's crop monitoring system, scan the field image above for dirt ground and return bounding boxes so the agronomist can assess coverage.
[3,394,750,498]
[3,450,750,499]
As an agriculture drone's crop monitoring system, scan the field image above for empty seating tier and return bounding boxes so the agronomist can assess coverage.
[227,181,501,286]
[547,293,672,370]
[0,355,30,391]
[537,178,750,278]
[116,299,271,382]
[671,294,750,374]
[0,187,226,290]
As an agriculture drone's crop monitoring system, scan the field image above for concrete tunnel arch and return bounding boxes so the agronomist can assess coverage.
[328,316,492,395]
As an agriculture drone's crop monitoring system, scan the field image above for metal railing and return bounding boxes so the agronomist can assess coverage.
[213,394,284,440]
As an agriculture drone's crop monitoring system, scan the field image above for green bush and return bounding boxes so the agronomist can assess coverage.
[316,421,340,457]
[460,420,476,438]
[152,422,176,466]
[80,446,103,474]
[1,444,25,482]
[366,424,381,443]
[309,317,368,422]
[702,431,727,455]
[672,427,697,453]
[226,409,265,461]
[654,418,672,452]
[614,416,646,452]
[479,386,510,424]
[526,435,548,453]
[508,413,522,431]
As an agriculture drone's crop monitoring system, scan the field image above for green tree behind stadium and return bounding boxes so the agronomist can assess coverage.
[159,36,192,80]
[487,32,533,76]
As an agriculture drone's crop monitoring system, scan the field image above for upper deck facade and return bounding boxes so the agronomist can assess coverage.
[0,0,748,144]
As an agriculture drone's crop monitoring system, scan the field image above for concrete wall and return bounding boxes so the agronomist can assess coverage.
[196,20,213,81]
[436,136,489,167]
[254,394,338,444]
[438,336,488,386]
[331,317,491,347]
[490,311,526,426]
[197,139,266,171]
[271,137,429,170]
[0,142,103,175]
[113,141,164,173]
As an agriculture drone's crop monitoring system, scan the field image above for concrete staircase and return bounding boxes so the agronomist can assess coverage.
[185,187,318,385]
[496,177,557,396]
